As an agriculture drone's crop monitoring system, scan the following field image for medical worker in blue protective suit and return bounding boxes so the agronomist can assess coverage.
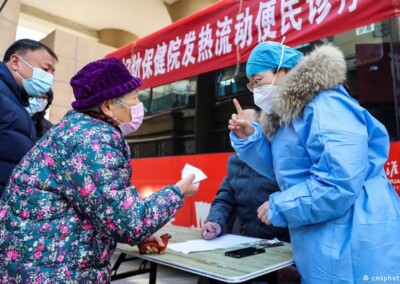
[228,41,400,283]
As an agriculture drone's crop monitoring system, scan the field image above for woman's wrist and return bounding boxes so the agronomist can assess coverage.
[169,185,185,198]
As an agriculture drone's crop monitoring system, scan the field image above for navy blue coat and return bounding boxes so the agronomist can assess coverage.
[0,62,36,195]
[206,153,289,241]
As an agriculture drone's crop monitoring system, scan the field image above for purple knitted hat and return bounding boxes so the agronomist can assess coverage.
[71,57,142,110]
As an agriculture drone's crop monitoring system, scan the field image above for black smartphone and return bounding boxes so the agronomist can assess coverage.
[225,247,266,258]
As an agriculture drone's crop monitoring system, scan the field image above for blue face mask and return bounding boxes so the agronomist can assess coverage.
[17,57,54,97]
[25,97,48,116]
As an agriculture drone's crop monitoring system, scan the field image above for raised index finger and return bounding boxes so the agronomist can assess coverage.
[233,98,244,118]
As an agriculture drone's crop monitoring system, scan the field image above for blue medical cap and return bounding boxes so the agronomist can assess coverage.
[246,41,303,77]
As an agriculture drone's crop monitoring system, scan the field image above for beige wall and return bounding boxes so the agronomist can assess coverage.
[166,0,217,22]
[0,0,21,59]
[98,28,138,48]
[40,30,115,123]
[1,1,116,125]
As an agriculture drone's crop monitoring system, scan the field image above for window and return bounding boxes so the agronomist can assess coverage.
[216,63,248,98]
[150,77,196,114]
[138,88,151,115]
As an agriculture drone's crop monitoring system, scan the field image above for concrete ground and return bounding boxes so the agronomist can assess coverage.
[110,251,199,284]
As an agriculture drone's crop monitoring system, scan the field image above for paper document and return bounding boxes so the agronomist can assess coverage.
[168,234,262,254]
[181,163,207,183]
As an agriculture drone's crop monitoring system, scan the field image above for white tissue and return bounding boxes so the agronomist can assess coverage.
[181,163,207,183]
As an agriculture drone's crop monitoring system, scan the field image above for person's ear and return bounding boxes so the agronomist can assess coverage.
[281,68,289,74]
[100,100,114,118]
[7,54,20,71]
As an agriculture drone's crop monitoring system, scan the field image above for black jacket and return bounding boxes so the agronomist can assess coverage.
[206,153,290,241]
[0,62,36,195]
[32,115,53,140]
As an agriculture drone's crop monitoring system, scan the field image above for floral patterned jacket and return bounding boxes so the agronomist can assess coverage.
[0,110,184,283]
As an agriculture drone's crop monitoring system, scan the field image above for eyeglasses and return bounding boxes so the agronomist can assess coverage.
[116,101,135,109]
[246,76,265,92]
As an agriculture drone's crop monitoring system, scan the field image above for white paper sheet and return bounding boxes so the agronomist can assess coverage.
[168,234,262,254]
[181,163,207,183]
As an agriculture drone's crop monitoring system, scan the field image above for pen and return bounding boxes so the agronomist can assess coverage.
[203,217,221,236]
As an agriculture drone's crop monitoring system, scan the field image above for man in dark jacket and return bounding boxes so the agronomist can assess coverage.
[202,109,289,241]
[201,109,299,284]
[0,39,57,196]
[202,152,290,241]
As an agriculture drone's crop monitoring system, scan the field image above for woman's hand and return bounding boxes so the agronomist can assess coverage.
[228,99,255,139]
[257,200,271,225]
[175,174,200,196]
[143,234,165,254]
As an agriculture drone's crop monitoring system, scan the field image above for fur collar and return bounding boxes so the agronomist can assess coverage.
[259,44,347,139]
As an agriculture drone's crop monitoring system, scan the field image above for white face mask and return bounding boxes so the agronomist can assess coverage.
[25,97,48,116]
[253,84,278,114]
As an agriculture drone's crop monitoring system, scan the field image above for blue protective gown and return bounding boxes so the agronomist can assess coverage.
[231,44,400,283]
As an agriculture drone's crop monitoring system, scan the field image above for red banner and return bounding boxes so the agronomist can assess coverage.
[385,141,400,196]
[105,0,399,89]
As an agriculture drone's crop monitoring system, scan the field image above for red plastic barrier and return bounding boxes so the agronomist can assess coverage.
[131,152,231,227]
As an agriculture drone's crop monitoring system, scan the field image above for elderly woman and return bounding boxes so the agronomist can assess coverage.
[229,42,400,282]
[0,58,199,282]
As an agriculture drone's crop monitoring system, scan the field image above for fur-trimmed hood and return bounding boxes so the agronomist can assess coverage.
[259,44,347,138]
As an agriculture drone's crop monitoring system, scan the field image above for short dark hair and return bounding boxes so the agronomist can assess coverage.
[3,39,58,62]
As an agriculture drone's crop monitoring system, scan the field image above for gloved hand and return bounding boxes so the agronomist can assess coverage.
[257,200,271,225]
